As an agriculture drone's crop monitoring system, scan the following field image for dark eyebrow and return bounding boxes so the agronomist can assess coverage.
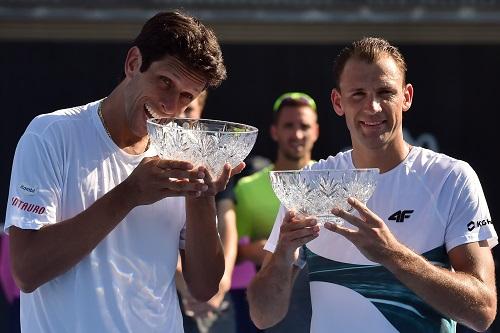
[348,88,365,94]
[168,60,206,90]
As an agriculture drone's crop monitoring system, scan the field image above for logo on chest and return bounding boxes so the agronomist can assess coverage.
[19,183,38,195]
[388,210,414,223]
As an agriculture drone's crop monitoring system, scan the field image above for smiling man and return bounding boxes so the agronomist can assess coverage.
[4,11,242,333]
[248,38,497,333]
[232,92,319,332]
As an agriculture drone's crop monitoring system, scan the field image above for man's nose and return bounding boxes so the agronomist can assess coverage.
[161,93,182,116]
[366,96,382,114]
[293,128,305,139]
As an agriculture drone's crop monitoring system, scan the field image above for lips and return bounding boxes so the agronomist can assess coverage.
[144,103,162,119]
[289,141,304,149]
[361,120,384,126]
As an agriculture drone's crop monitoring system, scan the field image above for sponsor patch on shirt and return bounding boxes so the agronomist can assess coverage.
[19,183,38,195]
[11,196,46,215]
[467,219,493,231]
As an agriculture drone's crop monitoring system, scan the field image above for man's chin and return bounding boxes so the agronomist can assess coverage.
[283,153,304,162]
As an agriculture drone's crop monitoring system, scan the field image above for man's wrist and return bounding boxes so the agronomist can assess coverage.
[186,195,216,204]
[380,242,415,273]
[273,246,297,268]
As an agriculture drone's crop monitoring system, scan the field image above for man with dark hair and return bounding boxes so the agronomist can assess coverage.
[248,37,497,333]
[4,11,241,332]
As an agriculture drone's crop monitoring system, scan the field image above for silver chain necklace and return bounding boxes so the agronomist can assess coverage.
[97,99,150,152]
[97,99,112,139]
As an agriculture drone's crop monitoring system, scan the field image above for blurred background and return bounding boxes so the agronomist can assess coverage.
[1,0,499,331]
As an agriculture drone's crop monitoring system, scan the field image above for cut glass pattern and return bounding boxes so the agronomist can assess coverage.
[270,169,379,226]
[147,118,258,177]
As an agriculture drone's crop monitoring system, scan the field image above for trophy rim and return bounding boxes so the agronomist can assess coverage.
[269,168,380,176]
[146,117,259,134]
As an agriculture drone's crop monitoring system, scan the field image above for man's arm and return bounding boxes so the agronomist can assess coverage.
[214,198,238,302]
[9,158,207,293]
[179,164,245,302]
[387,240,496,332]
[181,195,224,301]
[247,211,319,329]
[326,197,497,332]
[175,198,238,317]
[238,240,267,266]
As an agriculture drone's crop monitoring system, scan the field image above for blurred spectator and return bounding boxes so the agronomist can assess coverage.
[232,92,319,332]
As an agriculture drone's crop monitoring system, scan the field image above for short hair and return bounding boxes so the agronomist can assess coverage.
[132,11,227,88]
[332,37,407,89]
[272,92,317,124]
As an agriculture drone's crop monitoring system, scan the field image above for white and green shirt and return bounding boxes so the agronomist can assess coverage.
[265,147,497,333]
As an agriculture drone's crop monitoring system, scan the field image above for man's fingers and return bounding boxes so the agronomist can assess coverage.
[324,221,357,240]
[216,164,231,184]
[283,209,296,223]
[157,168,205,181]
[162,179,208,193]
[284,217,317,231]
[331,204,364,228]
[229,162,246,177]
[290,233,319,248]
[288,225,320,241]
[156,159,194,170]
[347,197,379,223]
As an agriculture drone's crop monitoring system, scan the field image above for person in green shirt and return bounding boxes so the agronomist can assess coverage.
[233,92,320,332]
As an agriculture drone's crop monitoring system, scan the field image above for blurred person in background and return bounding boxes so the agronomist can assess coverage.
[4,11,244,333]
[248,37,497,333]
[175,90,238,333]
[232,92,319,332]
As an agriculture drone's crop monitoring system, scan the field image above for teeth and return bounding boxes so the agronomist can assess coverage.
[145,104,162,118]
[364,121,382,126]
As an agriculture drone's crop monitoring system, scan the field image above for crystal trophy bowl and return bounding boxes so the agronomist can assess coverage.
[269,168,379,226]
[147,117,258,177]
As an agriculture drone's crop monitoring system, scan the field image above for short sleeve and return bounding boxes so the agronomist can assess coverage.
[4,131,62,233]
[444,162,497,251]
[263,204,287,253]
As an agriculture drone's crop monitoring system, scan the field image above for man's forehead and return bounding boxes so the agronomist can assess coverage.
[278,105,317,122]
[155,56,207,92]
[340,57,403,87]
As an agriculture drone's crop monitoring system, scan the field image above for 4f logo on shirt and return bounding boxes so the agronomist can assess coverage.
[388,210,414,223]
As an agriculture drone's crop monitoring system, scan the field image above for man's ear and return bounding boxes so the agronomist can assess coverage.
[312,123,319,144]
[331,88,344,116]
[124,46,142,79]
[270,124,278,142]
[402,83,414,112]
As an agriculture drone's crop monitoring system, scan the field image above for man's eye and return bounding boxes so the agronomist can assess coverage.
[161,77,172,87]
[380,90,396,100]
[180,93,194,103]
